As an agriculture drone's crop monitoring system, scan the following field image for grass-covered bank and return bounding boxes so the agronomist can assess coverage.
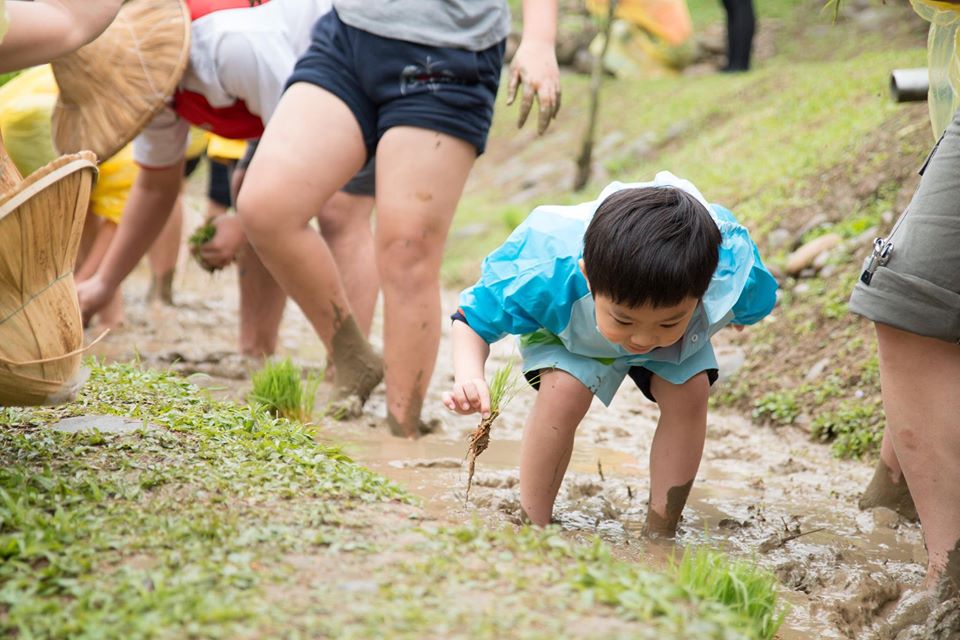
[450,0,930,459]
[0,362,783,638]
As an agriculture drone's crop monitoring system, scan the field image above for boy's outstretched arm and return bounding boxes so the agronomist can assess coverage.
[507,0,560,135]
[443,320,493,417]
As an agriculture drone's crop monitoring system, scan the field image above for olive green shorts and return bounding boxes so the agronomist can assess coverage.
[849,108,960,343]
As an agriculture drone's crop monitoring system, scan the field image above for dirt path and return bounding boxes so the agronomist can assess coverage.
[89,196,925,639]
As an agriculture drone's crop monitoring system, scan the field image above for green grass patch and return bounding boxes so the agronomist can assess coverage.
[0,360,406,638]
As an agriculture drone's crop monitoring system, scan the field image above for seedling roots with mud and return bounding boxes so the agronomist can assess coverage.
[465,362,520,501]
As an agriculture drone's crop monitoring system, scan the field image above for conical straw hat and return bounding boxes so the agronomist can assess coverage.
[0,144,99,406]
[51,0,191,161]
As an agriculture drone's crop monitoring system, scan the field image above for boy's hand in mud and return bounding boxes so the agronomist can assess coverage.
[196,215,246,270]
[507,39,561,135]
[443,378,492,418]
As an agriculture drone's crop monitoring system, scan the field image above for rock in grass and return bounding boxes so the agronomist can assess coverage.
[785,233,842,276]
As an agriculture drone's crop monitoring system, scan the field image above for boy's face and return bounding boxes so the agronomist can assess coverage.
[593,294,699,354]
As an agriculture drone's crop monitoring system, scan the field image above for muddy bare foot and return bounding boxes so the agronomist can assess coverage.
[146,270,175,306]
[383,414,441,438]
[329,317,383,419]
[642,480,693,538]
[859,459,919,522]
[869,589,938,640]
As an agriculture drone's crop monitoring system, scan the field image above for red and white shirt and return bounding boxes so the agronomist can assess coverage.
[133,0,330,168]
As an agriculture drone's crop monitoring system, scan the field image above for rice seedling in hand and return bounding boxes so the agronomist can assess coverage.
[465,362,520,501]
[249,358,320,423]
[188,220,218,273]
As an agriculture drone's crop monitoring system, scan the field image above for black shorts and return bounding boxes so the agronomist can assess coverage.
[286,10,505,158]
[524,367,719,403]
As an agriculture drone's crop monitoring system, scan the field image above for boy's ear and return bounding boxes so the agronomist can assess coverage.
[578,258,591,291]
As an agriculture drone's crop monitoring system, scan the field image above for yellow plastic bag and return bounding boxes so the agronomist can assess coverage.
[911,0,960,139]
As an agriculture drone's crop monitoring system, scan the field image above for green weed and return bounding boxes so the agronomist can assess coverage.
[752,390,800,426]
[810,399,884,458]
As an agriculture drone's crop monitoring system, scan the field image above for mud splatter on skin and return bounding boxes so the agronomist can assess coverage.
[943,538,960,598]
[386,371,431,438]
[643,479,693,538]
[330,307,383,410]
[859,458,918,522]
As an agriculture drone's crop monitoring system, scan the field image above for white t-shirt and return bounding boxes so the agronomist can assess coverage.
[133,0,330,168]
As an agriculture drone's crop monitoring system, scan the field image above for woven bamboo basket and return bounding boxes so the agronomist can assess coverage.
[0,145,98,406]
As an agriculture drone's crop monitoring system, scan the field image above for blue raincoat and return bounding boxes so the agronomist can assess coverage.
[457,172,778,405]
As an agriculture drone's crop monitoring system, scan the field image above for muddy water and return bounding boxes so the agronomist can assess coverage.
[88,193,926,639]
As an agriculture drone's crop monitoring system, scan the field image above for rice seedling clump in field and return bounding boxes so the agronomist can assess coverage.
[249,358,320,423]
[188,220,218,273]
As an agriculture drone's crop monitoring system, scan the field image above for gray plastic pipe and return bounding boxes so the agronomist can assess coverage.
[890,68,929,103]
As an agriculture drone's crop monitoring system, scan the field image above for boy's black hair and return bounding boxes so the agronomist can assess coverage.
[582,187,722,308]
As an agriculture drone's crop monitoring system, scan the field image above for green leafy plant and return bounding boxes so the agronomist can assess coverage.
[249,358,321,423]
[810,399,884,458]
[752,390,800,426]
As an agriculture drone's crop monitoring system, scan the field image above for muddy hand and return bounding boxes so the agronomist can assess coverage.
[506,40,561,136]
[198,215,246,270]
[443,378,491,418]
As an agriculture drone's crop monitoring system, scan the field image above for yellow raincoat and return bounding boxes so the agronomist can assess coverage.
[911,0,960,139]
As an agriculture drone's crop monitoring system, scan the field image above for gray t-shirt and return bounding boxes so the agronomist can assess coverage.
[333,0,510,51]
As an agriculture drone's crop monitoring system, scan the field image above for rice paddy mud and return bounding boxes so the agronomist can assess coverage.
[89,236,926,639]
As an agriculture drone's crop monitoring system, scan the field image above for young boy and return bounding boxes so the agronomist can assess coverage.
[443,172,778,534]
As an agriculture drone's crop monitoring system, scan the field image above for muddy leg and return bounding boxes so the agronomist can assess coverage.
[644,372,709,537]
[237,246,285,358]
[859,431,918,522]
[375,127,476,438]
[315,191,378,338]
[876,323,960,596]
[238,83,380,402]
[518,369,594,526]
[146,194,184,306]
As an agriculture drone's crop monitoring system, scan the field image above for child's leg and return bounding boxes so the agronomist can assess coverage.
[237,83,379,398]
[875,322,960,594]
[315,191,378,337]
[374,127,477,437]
[646,372,710,536]
[519,369,595,525]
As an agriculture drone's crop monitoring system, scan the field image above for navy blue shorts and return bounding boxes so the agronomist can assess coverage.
[523,366,719,404]
[287,10,505,158]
